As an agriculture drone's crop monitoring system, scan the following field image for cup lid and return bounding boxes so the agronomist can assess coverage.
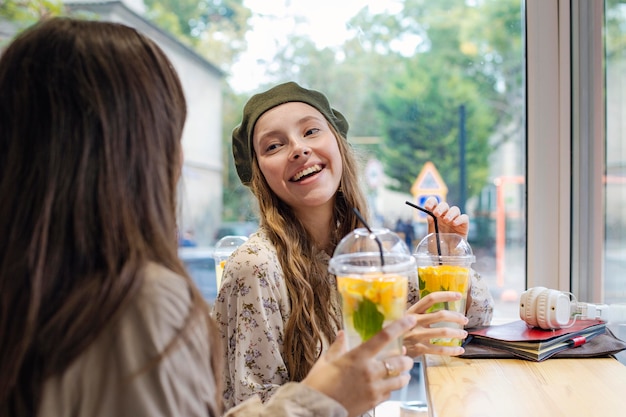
[213,235,248,256]
[328,227,414,274]
[413,233,475,265]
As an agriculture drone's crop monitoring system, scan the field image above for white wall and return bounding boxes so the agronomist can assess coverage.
[65,1,225,245]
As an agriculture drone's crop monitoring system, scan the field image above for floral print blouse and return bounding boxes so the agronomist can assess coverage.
[212,228,494,410]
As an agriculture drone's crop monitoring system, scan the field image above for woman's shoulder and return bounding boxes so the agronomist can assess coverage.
[135,263,195,325]
[140,262,190,299]
[40,263,216,416]
[228,227,281,268]
[217,228,288,303]
[238,227,276,252]
[108,262,206,355]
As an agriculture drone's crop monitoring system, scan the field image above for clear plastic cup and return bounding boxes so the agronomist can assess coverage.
[329,227,415,357]
[413,233,475,347]
[213,235,248,289]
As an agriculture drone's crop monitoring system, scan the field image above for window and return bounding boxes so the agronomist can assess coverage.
[231,0,527,322]
[604,0,626,310]
[3,1,624,329]
[603,0,626,348]
[529,0,625,338]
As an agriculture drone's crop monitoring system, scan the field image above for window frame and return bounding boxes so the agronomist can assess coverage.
[526,0,605,301]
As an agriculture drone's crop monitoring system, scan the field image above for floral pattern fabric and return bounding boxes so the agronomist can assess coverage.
[213,228,494,410]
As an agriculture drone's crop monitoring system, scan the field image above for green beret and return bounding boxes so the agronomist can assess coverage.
[232,81,349,186]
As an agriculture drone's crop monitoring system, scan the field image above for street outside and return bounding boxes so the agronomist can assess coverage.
[472,244,526,324]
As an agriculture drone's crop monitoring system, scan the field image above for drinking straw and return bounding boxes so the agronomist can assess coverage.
[352,207,385,267]
[404,201,442,263]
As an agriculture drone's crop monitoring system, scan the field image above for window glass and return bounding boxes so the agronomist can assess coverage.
[604,1,626,308]
[0,0,527,319]
[229,0,526,321]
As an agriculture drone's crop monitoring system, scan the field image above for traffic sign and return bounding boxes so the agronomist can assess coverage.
[410,162,448,221]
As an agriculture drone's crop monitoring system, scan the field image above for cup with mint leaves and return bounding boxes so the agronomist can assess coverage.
[329,227,415,357]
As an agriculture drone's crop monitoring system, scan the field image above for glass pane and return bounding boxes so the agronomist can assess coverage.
[604,0,626,338]
[0,1,527,319]
[228,0,526,322]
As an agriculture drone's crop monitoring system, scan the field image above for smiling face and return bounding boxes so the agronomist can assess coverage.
[252,102,343,217]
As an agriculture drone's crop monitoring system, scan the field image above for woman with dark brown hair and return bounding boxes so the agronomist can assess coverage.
[0,17,418,417]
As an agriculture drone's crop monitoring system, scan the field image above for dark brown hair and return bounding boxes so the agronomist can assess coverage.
[0,17,221,415]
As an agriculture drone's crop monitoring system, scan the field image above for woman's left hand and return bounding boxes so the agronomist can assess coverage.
[403,292,469,358]
[423,196,469,238]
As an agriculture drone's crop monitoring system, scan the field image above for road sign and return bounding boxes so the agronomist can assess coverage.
[410,162,448,221]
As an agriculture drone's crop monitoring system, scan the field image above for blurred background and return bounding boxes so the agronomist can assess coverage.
[1,1,624,328]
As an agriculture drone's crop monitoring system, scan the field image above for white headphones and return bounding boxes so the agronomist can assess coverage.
[519,287,610,330]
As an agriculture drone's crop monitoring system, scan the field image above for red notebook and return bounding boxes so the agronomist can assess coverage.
[466,319,606,361]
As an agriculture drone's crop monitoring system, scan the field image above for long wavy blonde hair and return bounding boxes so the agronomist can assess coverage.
[250,124,369,381]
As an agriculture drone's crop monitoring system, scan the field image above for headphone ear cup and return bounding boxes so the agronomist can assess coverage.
[520,287,547,328]
[544,290,572,329]
[519,290,530,324]
[535,289,551,329]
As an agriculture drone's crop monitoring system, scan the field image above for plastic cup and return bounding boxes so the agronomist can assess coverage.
[213,235,248,289]
[329,227,415,357]
[413,233,475,347]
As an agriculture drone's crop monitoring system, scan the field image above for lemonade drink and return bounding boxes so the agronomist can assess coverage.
[417,265,471,346]
[413,232,475,347]
[328,227,415,357]
[215,259,227,289]
[337,273,408,354]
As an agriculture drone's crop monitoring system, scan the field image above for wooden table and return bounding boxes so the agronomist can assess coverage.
[423,355,626,417]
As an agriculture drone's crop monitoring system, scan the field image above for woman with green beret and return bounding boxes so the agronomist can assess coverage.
[213,82,494,410]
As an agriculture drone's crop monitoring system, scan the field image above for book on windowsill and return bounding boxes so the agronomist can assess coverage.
[464,319,607,362]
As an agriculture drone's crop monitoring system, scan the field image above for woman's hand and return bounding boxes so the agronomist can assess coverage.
[403,292,469,358]
[302,315,418,417]
[424,196,469,239]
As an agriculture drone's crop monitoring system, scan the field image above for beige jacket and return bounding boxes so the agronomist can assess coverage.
[39,262,346,417]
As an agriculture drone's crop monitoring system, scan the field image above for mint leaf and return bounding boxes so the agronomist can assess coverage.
[353,297,385,342]
[418,275,426,290]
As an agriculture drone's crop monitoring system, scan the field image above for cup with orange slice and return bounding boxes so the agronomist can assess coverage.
[413,233,475,346]
[329,228,415,356]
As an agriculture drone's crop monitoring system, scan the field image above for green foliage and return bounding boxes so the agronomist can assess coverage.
[0,0,64,43]
[268,35,383,137]
[374,53,494,204]
[606,0,626,59]
[221,85,257,222]
[258,1,522,208]
[0,0,525,223]
[0,0,64,20]
[357,0,520,205]
[144,0,251,69]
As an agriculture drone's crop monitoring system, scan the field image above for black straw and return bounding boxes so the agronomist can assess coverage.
[405,201,442,262]
[352,207,385,267]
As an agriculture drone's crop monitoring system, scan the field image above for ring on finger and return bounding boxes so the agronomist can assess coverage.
[383,360,400,378]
